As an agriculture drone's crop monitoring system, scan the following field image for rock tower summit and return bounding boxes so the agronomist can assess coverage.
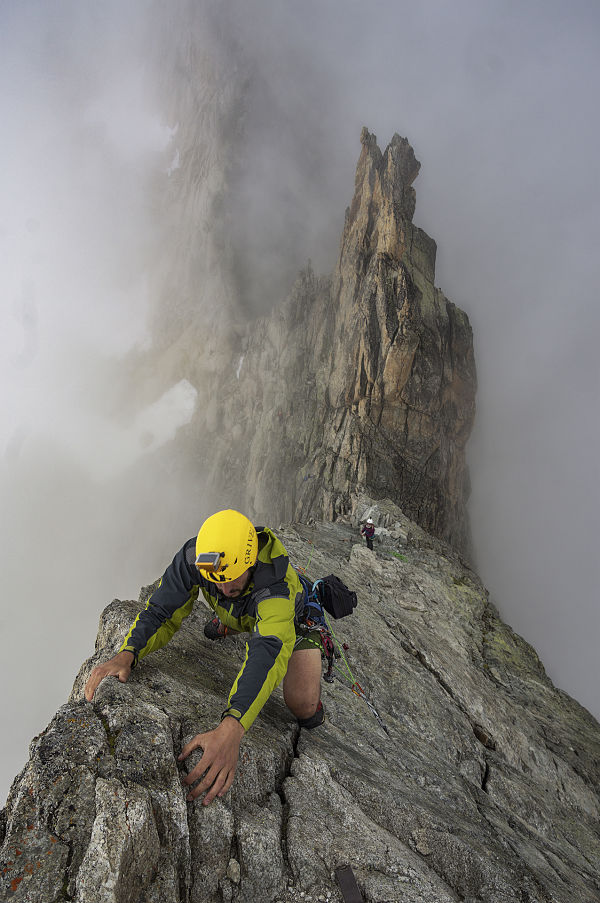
[295,128,476,551]
[126,129,476,554]
[200,129,477,553]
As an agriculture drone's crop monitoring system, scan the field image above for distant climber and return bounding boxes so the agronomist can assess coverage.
[361,517,375,551]
[84,509,324,806]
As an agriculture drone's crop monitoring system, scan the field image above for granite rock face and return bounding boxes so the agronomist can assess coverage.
[2,502,599,902]
[148,129,476,554]
[288,129,476,551]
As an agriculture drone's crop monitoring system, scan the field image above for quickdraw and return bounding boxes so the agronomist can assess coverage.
[350,681,390,736]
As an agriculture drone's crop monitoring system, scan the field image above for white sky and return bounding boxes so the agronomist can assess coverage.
[1,0,599,803]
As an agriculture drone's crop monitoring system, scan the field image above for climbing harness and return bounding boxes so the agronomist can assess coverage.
[295,569,390,736]
[296,572,337,680]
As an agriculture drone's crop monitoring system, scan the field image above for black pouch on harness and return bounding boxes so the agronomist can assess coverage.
[315,574,357,619]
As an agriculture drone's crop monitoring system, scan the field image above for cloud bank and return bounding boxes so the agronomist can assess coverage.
[1,0,599,802]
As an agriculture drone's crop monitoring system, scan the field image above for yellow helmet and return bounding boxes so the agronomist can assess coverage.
[195,509,258,583]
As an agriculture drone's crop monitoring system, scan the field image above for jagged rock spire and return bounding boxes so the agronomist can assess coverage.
[217,129,475,552]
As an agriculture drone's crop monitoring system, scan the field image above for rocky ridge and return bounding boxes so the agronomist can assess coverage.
[2,500,599,902]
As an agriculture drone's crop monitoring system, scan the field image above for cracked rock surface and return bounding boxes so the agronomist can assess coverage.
[2,503,599,902]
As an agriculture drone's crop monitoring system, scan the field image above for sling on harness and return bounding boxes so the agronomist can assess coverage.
[295,566,390,735]
[296,573,335,681]
[296,572,356,682]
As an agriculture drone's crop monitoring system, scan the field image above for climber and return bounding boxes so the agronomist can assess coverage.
[361,517,375,551]
[84,509,324,806]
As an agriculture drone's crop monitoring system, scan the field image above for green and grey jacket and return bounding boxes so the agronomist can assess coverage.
[119,528,304,731]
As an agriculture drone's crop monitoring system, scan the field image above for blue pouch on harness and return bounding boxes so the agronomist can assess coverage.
[297,573,328,627]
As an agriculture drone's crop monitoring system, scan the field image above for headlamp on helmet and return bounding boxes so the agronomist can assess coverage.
[195,509,258,583]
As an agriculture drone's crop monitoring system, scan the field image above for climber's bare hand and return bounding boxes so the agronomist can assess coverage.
[84,650,134,702]
[179,717,245,805]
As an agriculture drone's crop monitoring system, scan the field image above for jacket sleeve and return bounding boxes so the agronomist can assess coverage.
[223,591,296,731]
[119,539,199,662]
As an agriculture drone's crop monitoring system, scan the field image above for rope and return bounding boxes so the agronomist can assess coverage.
[323,611,390,736]
[296,541,314,575]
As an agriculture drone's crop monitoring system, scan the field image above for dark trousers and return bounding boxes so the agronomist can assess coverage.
[365,536,373,551]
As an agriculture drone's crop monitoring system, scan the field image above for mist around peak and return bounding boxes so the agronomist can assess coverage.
[1,0,599,807]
